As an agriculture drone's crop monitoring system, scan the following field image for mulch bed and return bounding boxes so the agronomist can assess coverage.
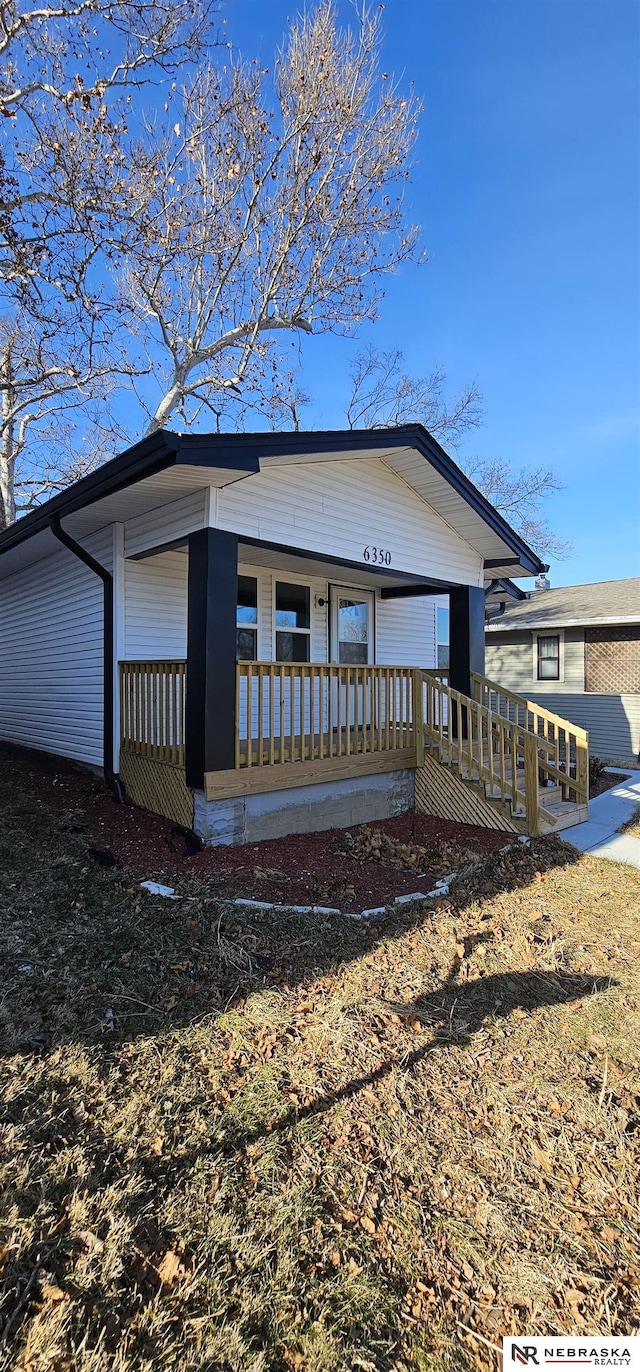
[590,768,631,798]
[0,743,513,912]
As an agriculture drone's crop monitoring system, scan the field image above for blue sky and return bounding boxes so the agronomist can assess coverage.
[226,0,639,587]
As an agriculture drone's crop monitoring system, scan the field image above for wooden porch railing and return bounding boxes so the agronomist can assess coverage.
[471,672,589,805]
[120,661,186,765]
[419,669,589,834]
[236,662,415,768]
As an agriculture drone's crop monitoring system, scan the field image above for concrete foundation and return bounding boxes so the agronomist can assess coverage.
[193,768,415,847]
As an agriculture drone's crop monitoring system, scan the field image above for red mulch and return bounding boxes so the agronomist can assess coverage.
[2,743,515,913]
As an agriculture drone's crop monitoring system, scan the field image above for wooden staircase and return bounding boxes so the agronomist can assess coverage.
[415,670,589,837]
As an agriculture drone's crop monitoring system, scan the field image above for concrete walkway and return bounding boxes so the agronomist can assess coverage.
[562,767,640,869]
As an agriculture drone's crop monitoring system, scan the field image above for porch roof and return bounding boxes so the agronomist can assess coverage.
[0,425,547,582]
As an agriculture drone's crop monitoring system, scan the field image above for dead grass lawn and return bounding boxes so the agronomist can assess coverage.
[1,753,639,1371]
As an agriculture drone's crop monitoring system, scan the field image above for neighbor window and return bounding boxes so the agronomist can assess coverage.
[436,605,450,669]
[275,581,311,662]
[236,575,258,660]
[536,634,560,680]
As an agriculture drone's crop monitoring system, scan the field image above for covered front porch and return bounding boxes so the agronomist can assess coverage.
[117,526,487,839]
[117,529,589,842]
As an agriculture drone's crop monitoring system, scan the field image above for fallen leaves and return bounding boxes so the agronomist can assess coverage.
[156,1250,184,1286]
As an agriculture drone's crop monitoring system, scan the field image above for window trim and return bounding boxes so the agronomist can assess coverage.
[273,577,312,663]
[533,629,564,684]
[236,570,259,662]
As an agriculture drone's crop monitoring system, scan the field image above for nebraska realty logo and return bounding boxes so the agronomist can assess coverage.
[503,1341,640,1371]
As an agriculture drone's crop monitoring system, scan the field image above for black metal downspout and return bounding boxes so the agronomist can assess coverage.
[49,515,123,797]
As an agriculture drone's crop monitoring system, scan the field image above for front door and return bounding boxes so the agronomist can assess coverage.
[329,587,375,665]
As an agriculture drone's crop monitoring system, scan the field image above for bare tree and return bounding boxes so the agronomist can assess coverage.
[463,456,572,560]
[346,345,482,444]
[114,4,421,434]
[343,344,570,559]
[0,0,218,526]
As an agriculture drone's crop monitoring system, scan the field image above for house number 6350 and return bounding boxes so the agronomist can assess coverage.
[363,545,392,565]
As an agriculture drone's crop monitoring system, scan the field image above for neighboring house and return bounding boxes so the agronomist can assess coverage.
[0,426,590,843]
[485,577,640,765]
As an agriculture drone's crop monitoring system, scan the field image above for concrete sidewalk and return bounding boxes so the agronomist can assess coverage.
[562,767,640,869]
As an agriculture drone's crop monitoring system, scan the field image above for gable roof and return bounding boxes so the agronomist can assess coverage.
[0,425,546,582]
[486,577,640,631]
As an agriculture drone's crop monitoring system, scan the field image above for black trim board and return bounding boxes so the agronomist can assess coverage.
[0,424,546,577]
[186,528,238,787]
[49,516,117,788]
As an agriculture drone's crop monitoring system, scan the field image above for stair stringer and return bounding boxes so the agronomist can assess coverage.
[415,753,522,833]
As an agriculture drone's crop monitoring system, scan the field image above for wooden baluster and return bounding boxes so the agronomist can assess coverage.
[576,732,589,806]
[278,666,285,764]
[511,729,519,810]
[257,666,264,766]
[290,667,297,762]
[499,718,506,799]
[267,667,275,766]
[345,668,352,755]
[524,731,540,836]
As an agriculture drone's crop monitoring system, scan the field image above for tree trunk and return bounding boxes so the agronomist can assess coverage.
[0,349,16,529]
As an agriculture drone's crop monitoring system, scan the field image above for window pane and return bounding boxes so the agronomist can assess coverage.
[437,645,450,669]
[237,575,257,626]
[236,627,257,661]
[436,606,450,645]
[339,641,368,665]
[338,598,368,644]
[276,630,310,663]
[275,581,310,629]
[537,635,559,679]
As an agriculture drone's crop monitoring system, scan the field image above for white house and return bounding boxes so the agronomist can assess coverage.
[0,426,590,841]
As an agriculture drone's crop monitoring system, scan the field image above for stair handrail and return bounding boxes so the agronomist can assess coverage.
[418,668,542,835]
[470,671,589,807]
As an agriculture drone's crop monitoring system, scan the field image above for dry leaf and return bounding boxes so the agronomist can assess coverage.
[165,996,178,1011]
[151,1133,164,1156]
[359,1215,376,1235]
[329,1248,341,1266]
[531,1141,552,1173]
[41,1283,67,1302]
[157,1250,183,1285]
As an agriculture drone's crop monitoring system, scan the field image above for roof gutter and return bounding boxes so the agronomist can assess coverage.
[49,515,123,798]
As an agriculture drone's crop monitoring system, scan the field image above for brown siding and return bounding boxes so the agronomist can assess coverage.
[585,626,640,694]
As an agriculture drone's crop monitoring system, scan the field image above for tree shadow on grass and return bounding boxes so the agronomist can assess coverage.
[0,738,598,1060]
[0,749,621,1369]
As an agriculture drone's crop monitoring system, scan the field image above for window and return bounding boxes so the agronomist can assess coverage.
[537,634,560,680]
[275,581,310,662]
[236,575,257,660]
[436,605,450,669]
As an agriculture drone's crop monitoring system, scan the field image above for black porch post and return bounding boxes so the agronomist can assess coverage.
[185,528,238,790]
[449,584,485,699]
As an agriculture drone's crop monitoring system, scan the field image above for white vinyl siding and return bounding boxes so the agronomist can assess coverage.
[0,527,113,767]
[486,627,585,694]
[527,693,640,766]
[124,550,189,660]
[485,625,640,763]
[214,457,483,587]
[376,595,437,667]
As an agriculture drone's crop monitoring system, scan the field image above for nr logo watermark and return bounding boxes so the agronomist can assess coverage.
[503,1340,640,1371]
